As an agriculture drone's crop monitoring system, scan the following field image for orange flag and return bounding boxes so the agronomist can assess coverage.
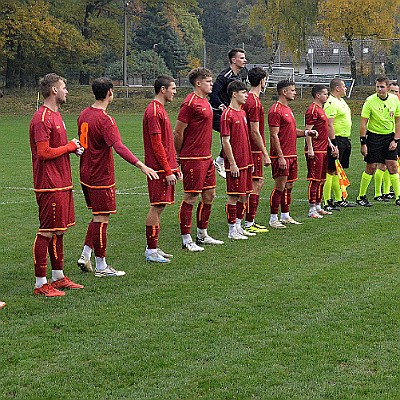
[335,159,350,199]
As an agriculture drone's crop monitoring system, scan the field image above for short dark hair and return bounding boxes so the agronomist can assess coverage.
[227,80,247,100]
[376,76,390,87]
[188,67,212,87]
[311,84,328,98]
[154,75,175,94]
[277,79,295,95]
[228,48,246,64]
[39,73,66,98]
[247,67,267,87]
[92,77,113,100]
[329,78,343,92]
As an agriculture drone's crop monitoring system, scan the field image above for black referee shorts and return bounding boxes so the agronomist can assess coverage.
[327,136,351,170]
[364,131,397,164]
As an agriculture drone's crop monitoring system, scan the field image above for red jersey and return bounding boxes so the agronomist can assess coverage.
[304,102,329,153]
[143,100,178,172]
[177,93,213,159]
[78,107,122,187]
[29,105,72,192]
[220,107,252,169]
[268,102,297,158]
[242,92,265,152]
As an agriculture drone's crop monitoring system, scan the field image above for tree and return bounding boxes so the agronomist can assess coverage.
[250,0,319,69]
[317,0,400,80]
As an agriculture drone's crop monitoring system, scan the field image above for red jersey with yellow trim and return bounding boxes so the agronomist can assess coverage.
[78,106,121,187]
[268,102,297,157]
[29,105,72,192]
[304,102,329,153]
[242,92,265,152]
[177,93,213,159]
[143,100,178,172]
[220,107,252,169]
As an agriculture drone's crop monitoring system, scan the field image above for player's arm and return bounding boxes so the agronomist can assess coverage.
[36,138,80,160]
[250,121,270,166]
[296,127,318,138]
[389,116,400,151]
[360,117,368,156]
[327,117,339,158]
[209,76,226,110]
[304,123,315,159]
[113,140,158,180]
[269,126,287,170]
[150,133,177,185]
[173,120,188,159]
[221,136,239,177]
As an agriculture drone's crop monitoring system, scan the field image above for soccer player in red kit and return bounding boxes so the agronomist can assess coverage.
[77,77,158,276]
[174,68,224,251]
[30,73,84,297]
[242,67,271,233]
[143,76,182,263]
[268,80,317,229]
[304,85,338,219]
[221,80,254,240]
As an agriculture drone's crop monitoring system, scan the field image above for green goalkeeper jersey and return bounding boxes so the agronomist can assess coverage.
[324,95,352,137]
[361,93,400,135]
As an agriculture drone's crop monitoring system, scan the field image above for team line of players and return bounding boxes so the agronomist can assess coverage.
[28,64,400,297]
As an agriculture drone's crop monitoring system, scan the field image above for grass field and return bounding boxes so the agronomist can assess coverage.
[1,109,400,399]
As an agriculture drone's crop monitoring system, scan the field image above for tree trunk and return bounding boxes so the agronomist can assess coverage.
[346,37,357,81]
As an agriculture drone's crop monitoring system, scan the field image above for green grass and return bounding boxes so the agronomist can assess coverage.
[1,110,400,400]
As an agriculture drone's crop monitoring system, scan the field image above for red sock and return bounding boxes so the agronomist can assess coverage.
[281,188,292,213]
[226,203,236,225]
[246,193,259,222]
[33,234,51,278]
[93,222,108,258]
[146,225,160,250]
[48,234,64,271]
[179,201,193,235]
[84,220,95,248]
[197,202,212,230]
[236,200,246,220]
[317,182,324,204]
[308,181,319,205]
[270,188,283,214]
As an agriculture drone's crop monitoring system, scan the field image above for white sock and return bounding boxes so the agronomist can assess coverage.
[245,220,254,228]
[182,234,192,245]
[146,248,157,254]
[81,245,92,260]
[197,228,207,238]
[269,214,278,223]
[281,212,290,220]
[51,270,64,282]
[235,218,242,227]
[216,156,224,164]
[228,224,236,234]
[35,277,47,288]
[95,257,107,271]
[315,203,322,212]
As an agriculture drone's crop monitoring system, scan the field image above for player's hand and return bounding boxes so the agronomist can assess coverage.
[307,129,318,138]
[389,140,398,151]
[140,165,159,180]
[230,163,239,177]
[75,147,84,156]
[360,144,368,156]
[175,170,183,181]
[307,150,315,159]
[71,138,81,149]
[331,145,339,158]
[278,156,287,169]
[218,104,227,111]
[263,154,271,167]
[166,173,177,185]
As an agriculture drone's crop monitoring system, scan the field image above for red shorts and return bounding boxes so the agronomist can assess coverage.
[226,166,253,196]
[306,152,327,181]
[252,151,263,179]
[181,158,216,193]
[36,190,75,232]
[81,184,116,215]
[147,172,175,205]
[271,156,298,182]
